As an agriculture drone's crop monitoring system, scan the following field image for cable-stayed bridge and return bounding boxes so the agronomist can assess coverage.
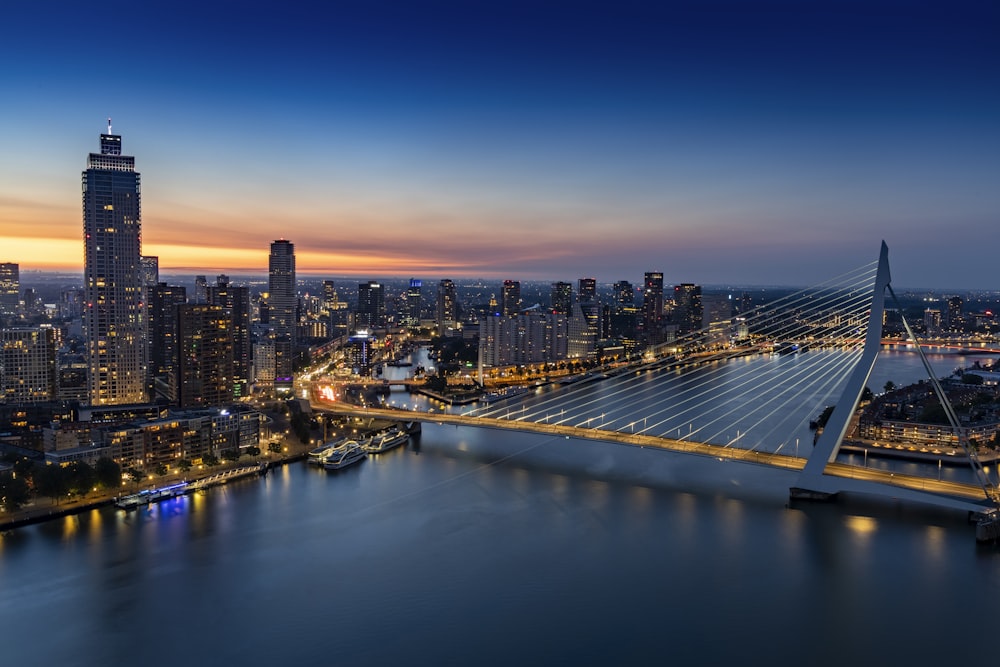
[312,242,1000,532]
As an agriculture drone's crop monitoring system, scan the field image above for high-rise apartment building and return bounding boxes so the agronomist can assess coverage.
[501,280,521,317]
[1,326,57,403]
[609,280,638,344]
[578,278,597,304]
[551,281,572,315]
[642,272,664,340]
[177,304,234,408]
[83,126,146,405]
[405,279,422,327]
[436,279,457,329]
[357,281,385,329]
[479,311,567,366]
[673,283,703,336]
[947,296,964,330]
[0,263,19,316]
[147,282,187,402]
[208,275,251,399]
[268,240,296,390]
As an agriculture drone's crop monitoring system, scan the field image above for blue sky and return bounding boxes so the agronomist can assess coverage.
[1,0,998,288]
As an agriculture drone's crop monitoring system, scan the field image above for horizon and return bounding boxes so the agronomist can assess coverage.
[10,267,996,297]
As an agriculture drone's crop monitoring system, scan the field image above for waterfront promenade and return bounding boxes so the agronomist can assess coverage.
[0,437,314,531]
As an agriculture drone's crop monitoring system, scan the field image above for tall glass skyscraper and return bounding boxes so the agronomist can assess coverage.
[83,126,146,405]
[0,263,19,316]
[268,239,296,391]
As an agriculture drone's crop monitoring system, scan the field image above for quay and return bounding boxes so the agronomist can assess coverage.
[114,463,269,510]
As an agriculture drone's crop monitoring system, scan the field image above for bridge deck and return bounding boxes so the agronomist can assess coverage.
[313,402,992,514]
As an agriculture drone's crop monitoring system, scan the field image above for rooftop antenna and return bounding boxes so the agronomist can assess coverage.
[107,117,112,134]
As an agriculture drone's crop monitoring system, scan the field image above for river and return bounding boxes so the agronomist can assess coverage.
[2,347,999,665]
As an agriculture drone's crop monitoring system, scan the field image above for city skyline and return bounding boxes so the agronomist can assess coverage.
[1,1,998,288]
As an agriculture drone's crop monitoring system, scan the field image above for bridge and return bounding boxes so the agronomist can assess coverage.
[310,241,1000,534]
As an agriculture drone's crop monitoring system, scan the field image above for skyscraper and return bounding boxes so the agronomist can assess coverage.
[642,272,664,340]
[578,278,597,304]
[357,281,385,329]
[83,124,146,405]
[0,263,19,316]
[177,304,235,408]
[673,283,703,336]
[405,279,423,327]
[268,240,296,390]
[208,275,251,399]
[501,280,521,317]
[551,281,572,315]
[147,282,187,402]
[436,279,457,329]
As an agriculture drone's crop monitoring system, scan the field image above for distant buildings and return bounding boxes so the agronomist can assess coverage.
[82,127,146,405]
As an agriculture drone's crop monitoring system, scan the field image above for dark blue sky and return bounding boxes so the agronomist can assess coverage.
[1,0,998,288]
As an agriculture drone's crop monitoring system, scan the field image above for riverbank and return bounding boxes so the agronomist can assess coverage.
[0,439,313,532]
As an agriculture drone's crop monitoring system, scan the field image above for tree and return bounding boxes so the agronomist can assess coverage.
[34,464,70,504]
[0,471,30,511]
[154,463,168,476]
[177,459,193,473]
[94,457,122,490]
[861,386,874,404]
[883,381,896,393]
[268,442,282,454]
[66,462,96,496]
[203,454,220,467]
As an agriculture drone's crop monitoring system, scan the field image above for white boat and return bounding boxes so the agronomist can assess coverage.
[307,438,348,465]
[364,428,409,453]
[322,441,367,470]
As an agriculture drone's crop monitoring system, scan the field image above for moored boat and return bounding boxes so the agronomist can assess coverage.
[322,441,367,470]
[307,437,348,465]
[364,428,409,453]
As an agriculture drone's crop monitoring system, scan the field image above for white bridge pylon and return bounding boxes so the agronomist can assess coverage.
[791,241,995,511]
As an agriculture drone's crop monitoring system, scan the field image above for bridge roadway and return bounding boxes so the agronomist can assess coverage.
[313,401,994,514]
